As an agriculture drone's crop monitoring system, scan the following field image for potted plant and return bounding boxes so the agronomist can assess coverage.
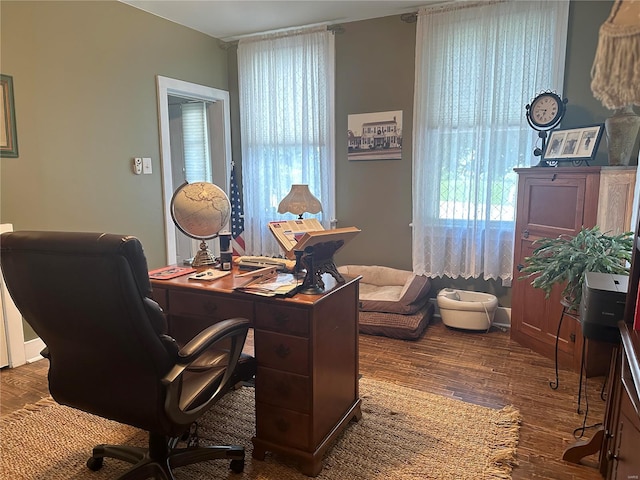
[519,226,633,311]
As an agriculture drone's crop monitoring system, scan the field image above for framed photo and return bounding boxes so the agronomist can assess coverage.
[0,74,18,158]
[542,124,603,164]
[347,110,403,161]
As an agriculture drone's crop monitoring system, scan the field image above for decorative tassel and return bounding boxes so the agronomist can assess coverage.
[591,0,640,110]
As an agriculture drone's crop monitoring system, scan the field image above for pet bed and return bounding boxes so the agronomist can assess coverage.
[338,265,433,339]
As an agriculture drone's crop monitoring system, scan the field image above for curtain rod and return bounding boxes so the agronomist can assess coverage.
[218,23,344,49]
[401,0,507,21]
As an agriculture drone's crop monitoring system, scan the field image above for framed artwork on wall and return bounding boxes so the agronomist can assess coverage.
[0,74,18,158]
[542,124,603,166]
[347,110,403,161]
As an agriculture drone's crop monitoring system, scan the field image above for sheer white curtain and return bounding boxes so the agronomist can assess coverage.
[238,27,335,256]
[412,0,569,282]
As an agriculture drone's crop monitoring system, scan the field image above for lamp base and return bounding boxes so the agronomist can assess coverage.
[605,105,640,166]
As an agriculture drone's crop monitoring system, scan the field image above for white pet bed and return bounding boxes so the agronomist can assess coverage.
[436,288,498,331]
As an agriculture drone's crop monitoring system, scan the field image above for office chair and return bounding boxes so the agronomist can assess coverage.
[0,231,256,480]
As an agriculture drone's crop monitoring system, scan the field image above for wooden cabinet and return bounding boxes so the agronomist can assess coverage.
[511,166,636,375]
[150,271,362,476]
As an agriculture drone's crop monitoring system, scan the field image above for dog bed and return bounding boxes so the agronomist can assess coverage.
[338,265,433,339]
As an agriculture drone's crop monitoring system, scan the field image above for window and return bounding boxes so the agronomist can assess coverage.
[182,102,212,183]
[237,27,335,256]
[412,0,569,281]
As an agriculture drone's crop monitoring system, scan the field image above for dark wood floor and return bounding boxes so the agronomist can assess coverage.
[1,318,605,480]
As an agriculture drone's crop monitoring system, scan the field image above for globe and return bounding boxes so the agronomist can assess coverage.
[170,181,231,266]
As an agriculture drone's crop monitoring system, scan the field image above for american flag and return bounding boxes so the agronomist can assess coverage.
[230,162,246,256]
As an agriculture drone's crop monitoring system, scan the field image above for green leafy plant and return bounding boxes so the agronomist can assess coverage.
[519,226,633,311]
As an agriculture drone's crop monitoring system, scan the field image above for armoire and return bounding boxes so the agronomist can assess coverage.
[511,166,637,377]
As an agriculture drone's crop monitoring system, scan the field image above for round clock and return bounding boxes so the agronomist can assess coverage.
[526,91,566,130]
[526,91,568,165]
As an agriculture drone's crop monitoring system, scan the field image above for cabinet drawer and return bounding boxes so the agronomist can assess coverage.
[256,403,310,450]
[255,303,309,336]
[255,330,310,375]
[168,290,254,320]
[255,366,311,412]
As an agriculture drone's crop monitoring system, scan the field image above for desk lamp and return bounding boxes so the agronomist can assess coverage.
[277,184,322,219]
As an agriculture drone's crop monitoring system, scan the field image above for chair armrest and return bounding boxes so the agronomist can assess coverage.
[162,317,250,385]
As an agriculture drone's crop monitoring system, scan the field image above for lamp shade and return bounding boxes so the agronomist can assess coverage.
[277,184,322,219]
[591,0,640,110]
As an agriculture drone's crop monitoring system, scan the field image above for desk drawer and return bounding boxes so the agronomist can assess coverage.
[255,366,311,412]
[255,303,309,337]
[169,290,254,320]
[255,330,310,375]
[256,403,310,450]
[151,287,168,312]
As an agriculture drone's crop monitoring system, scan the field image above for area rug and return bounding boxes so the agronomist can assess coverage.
[0,377,520,480]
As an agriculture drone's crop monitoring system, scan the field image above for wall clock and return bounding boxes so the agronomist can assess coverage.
[526,91,568,165]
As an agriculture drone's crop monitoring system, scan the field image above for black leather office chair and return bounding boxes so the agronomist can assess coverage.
[0,231,256,480]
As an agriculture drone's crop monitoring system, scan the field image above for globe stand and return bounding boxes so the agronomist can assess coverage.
[191,240,217,267]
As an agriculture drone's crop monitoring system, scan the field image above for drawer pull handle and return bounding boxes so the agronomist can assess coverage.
[523,229,529,239]
[203,301,218,315]
[276,418,290,432]
[275,344,291,358]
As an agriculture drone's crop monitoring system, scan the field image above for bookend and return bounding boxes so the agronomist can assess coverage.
[296,240,345,294]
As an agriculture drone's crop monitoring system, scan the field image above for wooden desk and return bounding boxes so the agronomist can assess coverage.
[150,269,362,476]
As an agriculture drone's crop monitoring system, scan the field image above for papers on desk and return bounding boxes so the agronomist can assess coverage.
[187,269,231,281]
[235,271,300,297]
[149,266,196,280]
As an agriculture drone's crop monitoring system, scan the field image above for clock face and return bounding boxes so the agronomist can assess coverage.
[529,93,563,128]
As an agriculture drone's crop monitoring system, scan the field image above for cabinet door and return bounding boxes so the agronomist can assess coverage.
[519,175,587,238]
[513,237,577,358]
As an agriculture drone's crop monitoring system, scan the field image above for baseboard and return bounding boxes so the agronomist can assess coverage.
[24,337,45,363]
[493,307,511,328]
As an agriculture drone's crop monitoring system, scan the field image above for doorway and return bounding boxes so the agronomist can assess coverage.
[156,76,232,266]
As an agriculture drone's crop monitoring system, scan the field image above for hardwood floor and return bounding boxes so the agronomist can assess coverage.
[1,318,606,479]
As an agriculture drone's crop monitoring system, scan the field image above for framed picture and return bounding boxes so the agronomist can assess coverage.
[542,124,603,164]
[347,110,403,161]
[0,74,18,158]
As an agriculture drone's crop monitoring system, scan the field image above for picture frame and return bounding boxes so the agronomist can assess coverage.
[0,74,18,158]
[542,124,603,164]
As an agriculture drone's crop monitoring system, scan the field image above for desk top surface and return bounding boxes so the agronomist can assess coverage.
[150,266,360,306]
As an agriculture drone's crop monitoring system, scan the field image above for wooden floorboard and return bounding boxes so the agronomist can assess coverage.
[0,318,605,479]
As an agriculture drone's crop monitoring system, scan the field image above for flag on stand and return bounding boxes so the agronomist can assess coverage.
[230,162,246,256]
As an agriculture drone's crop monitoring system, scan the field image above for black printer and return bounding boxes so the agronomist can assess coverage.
[580,271,628,343]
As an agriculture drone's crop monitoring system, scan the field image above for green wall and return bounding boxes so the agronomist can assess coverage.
[0,1,622,339]
[0,1,228,270]
[331,1,617,306]
[0,0,229,340]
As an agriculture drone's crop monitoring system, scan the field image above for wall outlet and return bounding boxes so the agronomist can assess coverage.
[132,157,143,175]
[142,157,152,174]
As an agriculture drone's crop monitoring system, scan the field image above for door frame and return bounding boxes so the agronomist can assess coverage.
[156,76,232,265]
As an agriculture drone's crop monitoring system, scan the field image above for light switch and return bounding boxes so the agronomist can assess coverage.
[142,157,152,174]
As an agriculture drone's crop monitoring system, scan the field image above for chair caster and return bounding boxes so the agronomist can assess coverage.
[86,456,104,471]
[230,458,244,473]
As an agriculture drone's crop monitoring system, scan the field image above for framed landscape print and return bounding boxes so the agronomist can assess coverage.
[0,74,18,158]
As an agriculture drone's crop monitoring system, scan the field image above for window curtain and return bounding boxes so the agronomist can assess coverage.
[182,102,212,183]
[412,0,569,282]
[237,27,335,256]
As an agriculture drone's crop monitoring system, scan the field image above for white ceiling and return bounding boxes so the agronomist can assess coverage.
[121,0,444,42]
